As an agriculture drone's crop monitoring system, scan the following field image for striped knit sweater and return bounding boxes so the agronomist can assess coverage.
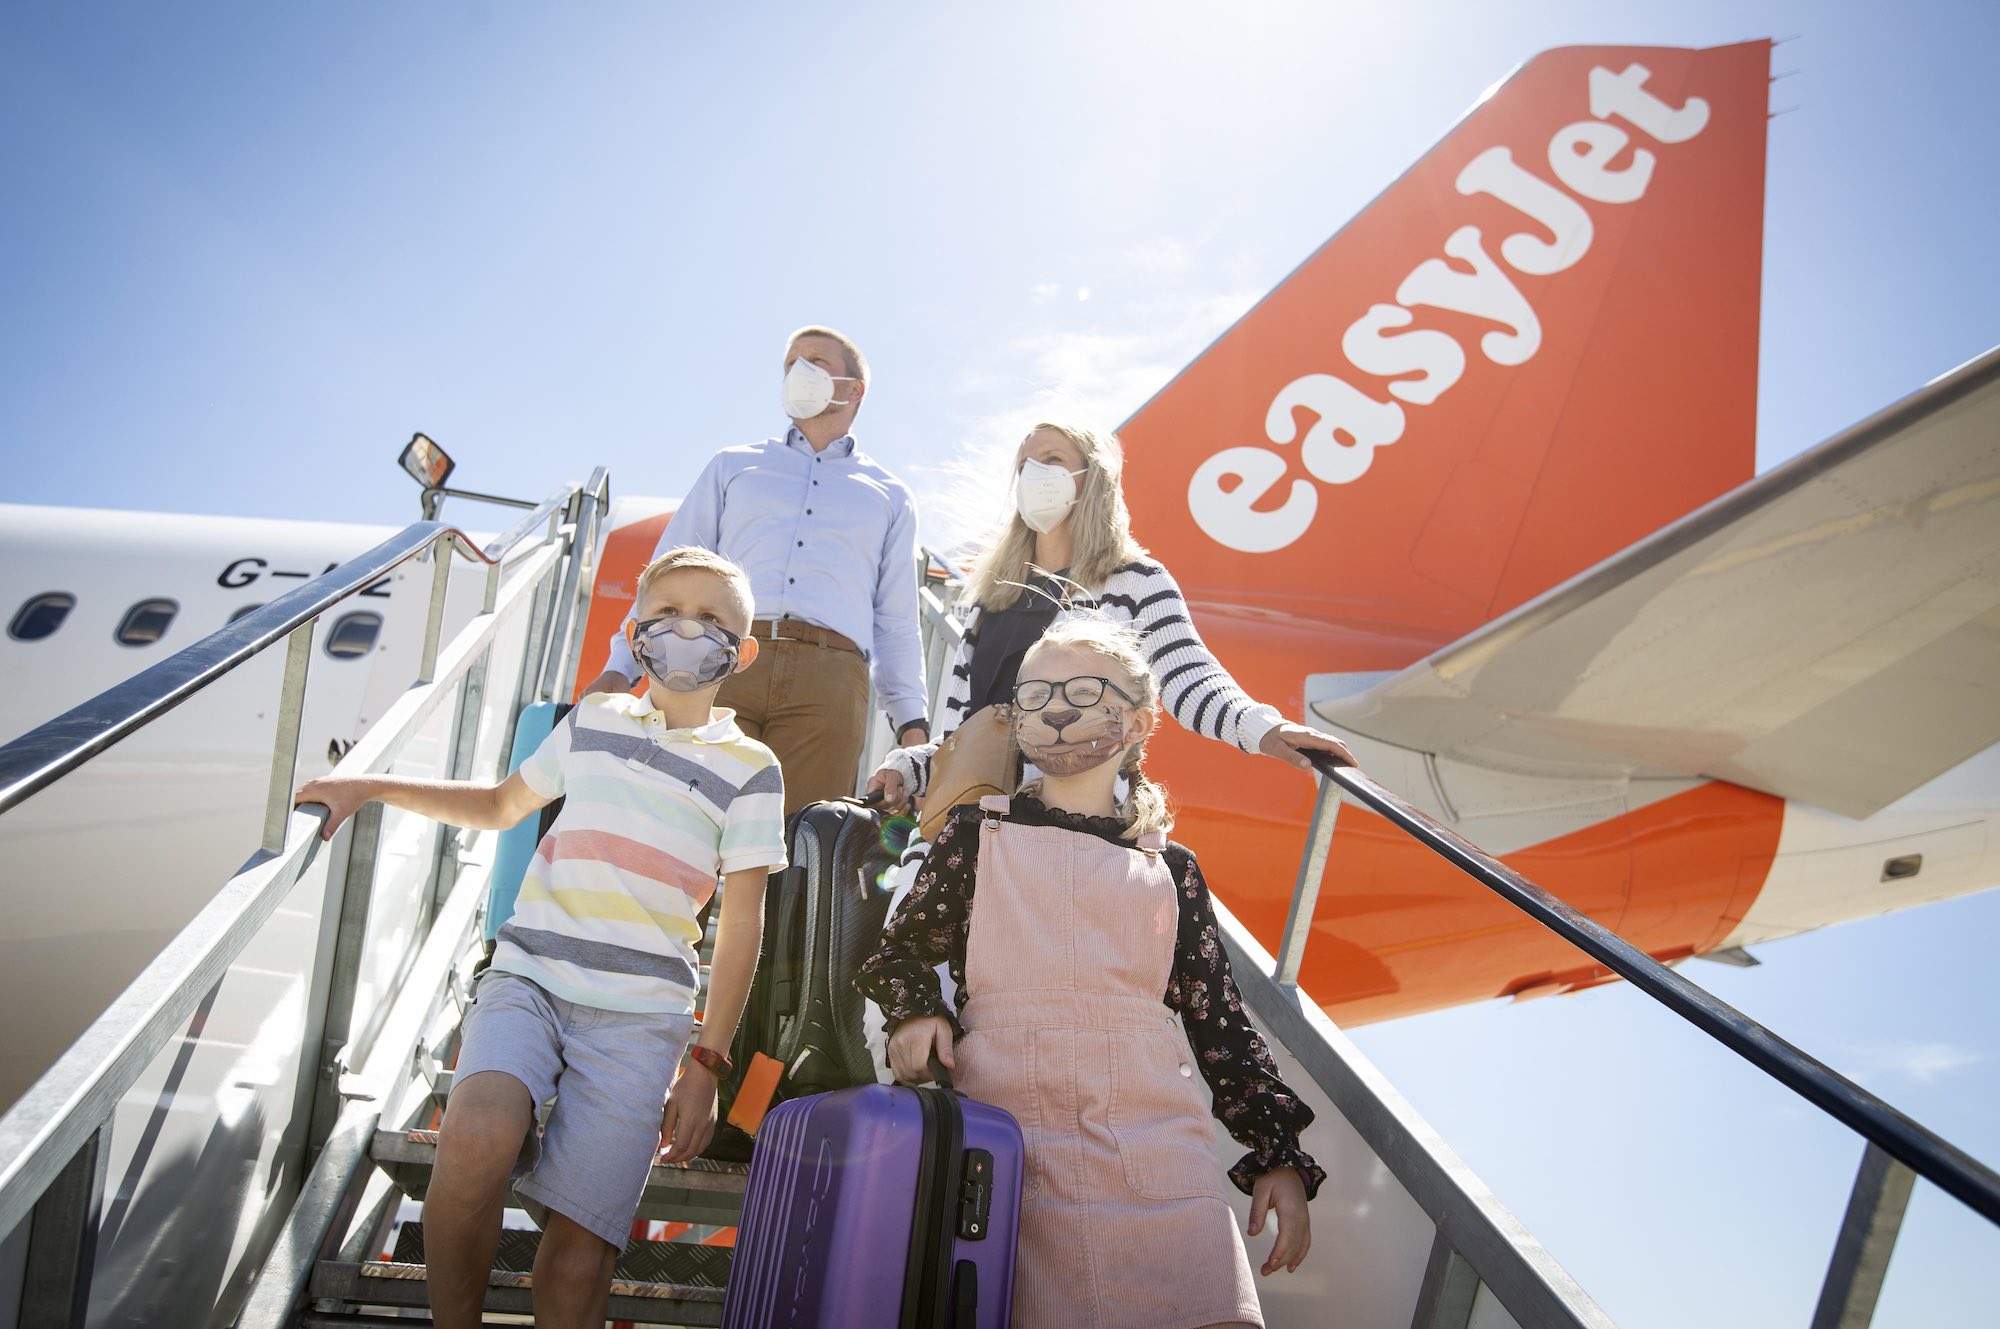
[883,558,1284,798]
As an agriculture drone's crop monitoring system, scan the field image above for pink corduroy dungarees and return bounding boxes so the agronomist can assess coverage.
[951,797,1262,1329]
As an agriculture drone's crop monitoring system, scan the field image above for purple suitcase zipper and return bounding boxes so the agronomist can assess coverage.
[720,1078,1023,1329]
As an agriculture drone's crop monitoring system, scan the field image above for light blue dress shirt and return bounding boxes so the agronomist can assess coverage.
[606,427,929,732]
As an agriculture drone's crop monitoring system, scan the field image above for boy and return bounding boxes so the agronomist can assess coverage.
[295,546,784,1329]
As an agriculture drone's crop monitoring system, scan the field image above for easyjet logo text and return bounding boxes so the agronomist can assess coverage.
[1190,64,1711,553]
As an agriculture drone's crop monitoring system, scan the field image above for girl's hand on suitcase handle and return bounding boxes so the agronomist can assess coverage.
[1248,1168,1311,1275]
[887,1016,954,1086]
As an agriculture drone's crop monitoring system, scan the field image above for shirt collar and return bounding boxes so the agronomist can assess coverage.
[623,696,744,743]
[784,424,856,459]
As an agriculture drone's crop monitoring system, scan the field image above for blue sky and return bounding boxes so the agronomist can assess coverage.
[4,2,1997,1324]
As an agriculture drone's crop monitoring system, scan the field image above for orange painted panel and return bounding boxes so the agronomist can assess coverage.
[1285,781,1783,1026]
[1620,782,1786,954]
[570,507,677,701]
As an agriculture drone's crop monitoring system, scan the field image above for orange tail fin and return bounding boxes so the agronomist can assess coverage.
[1119,43,1774,1017]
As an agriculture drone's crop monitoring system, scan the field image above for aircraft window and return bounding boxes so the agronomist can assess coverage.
[229,604,264,624]
[115,598,180,647]
[9,592,77,642]
[325,611,383,660]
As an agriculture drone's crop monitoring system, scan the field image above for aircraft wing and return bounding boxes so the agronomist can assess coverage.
[1312,346,2000,820]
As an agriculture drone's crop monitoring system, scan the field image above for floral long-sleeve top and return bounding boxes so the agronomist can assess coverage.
[855,796,1324,1199]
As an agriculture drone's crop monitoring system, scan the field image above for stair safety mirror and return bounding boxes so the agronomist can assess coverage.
[397,432,455,489]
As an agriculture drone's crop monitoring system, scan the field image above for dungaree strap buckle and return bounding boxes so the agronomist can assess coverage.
[1135,829,1167,857]
[979,794,1012,830]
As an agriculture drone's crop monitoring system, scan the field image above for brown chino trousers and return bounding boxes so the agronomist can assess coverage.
[716,637,872,817]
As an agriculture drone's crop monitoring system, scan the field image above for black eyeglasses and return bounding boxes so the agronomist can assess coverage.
[1010,675,1139,712]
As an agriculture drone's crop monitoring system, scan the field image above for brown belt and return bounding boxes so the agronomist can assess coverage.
[746,618,863,655]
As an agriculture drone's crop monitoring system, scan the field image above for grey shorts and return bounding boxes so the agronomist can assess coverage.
[451,970,695,1246]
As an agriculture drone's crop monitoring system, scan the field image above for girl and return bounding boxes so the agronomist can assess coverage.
[857,617,1319,1329]
[867,421,1353,822]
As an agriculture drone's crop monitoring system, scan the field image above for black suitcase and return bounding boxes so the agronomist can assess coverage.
[706,795,910,1159]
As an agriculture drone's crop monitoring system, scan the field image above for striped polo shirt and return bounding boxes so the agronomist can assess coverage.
[495,693,787,1013]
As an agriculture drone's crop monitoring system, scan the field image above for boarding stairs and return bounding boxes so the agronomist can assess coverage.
[2,471,1997,1328]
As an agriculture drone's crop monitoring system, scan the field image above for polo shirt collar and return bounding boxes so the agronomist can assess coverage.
[626,697,745,743]
[784,424,856,459]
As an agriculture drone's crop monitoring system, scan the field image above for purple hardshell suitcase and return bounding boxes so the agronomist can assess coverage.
[720,1072,1023,1329]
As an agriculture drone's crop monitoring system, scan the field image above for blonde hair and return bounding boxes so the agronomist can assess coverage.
[965,423,1148,612]
[786,325,870,385]
[636,546,755,629]
[1016,615,1172,842]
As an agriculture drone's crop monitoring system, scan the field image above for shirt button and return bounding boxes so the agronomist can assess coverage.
[797,541,804,547]
[1179,1063,1193,1078]
[789,577,796,584]
[806,508,812,514]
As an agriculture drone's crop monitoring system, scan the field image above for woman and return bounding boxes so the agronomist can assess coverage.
[868,421,1353,818]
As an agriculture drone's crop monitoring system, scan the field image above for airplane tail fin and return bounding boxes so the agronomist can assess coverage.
[1116,43,1775,980]
[1122,41,1771,645]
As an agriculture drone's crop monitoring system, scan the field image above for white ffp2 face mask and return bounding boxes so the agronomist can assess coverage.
[782,357,854,420]
[1014,458,1086,533]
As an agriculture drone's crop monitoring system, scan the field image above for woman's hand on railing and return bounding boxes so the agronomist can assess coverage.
[865,763,910,815]
[1258,722,1357,774]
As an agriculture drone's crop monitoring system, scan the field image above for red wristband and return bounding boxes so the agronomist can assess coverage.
[687,1045,733,1079]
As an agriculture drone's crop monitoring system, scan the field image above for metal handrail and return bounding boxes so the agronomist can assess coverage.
[0,478,598,820]
[0,471,606,1320]
[920,543,969,584]
[234,845,494,1327]
[1217,896,1615,1328]
[541,468,612,707]
[0,532,570,1236]
[1308,754,2000,1227]
[479,481,586,563]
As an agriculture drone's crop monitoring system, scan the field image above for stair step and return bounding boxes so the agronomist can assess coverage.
[309,1260,724,1326]
[391,1217,732,1286]
[371,1128,750,1225]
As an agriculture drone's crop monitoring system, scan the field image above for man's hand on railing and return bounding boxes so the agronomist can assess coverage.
[1259,722,1357,774]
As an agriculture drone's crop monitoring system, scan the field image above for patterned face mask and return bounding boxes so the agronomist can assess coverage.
[1010,673,1138,776]
[629,616,742,692]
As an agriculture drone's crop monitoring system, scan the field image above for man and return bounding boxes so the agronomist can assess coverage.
[582,326,929,814]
